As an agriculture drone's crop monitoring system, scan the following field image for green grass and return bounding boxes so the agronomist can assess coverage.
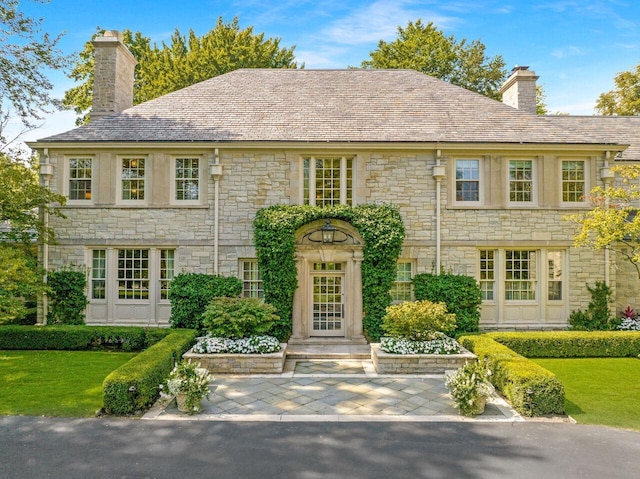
[533,358,640,431]
[0,350,136,417]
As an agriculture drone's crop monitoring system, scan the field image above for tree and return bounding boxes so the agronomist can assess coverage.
[566,165,640,278]
[0,243,45,323]
[596,63,640,115]
[64,18,299,124]
[0,0,69,142]
[360,20,506,100]
[536,85,548,115]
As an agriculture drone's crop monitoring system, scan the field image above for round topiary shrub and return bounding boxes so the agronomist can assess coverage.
[381,300,456,340]
[202,297,279,339]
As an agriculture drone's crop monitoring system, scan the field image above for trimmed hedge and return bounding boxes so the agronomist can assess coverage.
[0,325,163,351]
[102,329,197,415]
[459,335,565,417]
[488,331,640,358]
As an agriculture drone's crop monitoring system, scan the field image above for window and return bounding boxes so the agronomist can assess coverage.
[91,250,106,299]
[69,158,92,201]
[455,160,480,202]
[390,261,413,303]
[121,158,145,201]
[547,251,563,300]
[479,250,495,301]
[509,160,533,202]
[240,260,263,298]
[117,249,149,300]
[562,161,585,203]
[159,250,175,300]
[505,250,536,300]
[303,156,353,206]
[174,158,200,201]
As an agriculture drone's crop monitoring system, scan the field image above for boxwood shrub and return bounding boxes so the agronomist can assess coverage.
[488,331,640,358]
[102,329,197,415]
[459,335,565,417]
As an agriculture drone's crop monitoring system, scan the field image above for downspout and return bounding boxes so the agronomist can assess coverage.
[432,150,446,275]
[601,151,615,286]
[39,148,54,325]
[210,149,223,274]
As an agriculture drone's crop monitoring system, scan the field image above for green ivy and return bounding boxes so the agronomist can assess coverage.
[47,267,88,325]
[253,204,405,341]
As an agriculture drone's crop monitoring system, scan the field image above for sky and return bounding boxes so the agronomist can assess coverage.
[10,0,640,144]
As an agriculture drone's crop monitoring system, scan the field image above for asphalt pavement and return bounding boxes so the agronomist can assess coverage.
[1,416,639,479]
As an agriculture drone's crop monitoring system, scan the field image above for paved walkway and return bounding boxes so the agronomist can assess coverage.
[144,359,522,422]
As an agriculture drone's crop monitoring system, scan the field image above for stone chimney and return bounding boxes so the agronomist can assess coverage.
[91,30,137,122]
[500,66,539,114]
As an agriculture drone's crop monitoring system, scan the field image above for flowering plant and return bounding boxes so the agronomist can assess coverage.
[617,306,640,331]
[445,360,494,416]
[381,332,462,354]
[192,335,281,354]
[161,360,211,413]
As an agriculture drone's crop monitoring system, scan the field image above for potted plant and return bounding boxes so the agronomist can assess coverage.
[445,359,495,417]
[162,360,212,414]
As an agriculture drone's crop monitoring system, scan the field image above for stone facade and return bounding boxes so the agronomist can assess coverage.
[183,345,287,374]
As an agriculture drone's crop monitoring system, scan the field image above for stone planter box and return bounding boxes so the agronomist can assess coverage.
[371,343,476,374]
[183,344,287,374]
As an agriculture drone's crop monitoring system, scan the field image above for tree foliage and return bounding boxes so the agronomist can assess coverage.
[63,18,299,124]
[361,20,506,100]
[0,152,66,244]
[0,244,44,323]
[566,165,640,277]
[596,63,640,116]
[0,0,69,137]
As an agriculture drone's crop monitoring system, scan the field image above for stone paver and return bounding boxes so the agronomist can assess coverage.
[145,359,523,422]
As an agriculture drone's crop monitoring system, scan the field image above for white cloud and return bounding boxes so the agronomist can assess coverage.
[551,45,585,59]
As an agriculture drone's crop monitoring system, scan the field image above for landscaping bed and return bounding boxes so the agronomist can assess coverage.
[371,343,476,374]
[183,343,287,374]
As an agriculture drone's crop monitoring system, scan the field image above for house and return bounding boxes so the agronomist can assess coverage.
[28,30,640,340]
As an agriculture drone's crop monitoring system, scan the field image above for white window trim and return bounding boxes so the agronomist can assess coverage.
[170,156,204,206]
[116,156,148,206]
[239,259,264,299]
[63,155,95,205]
[507,158,537,206]
[300,155,356,206]
[560,158,590,206]
[452,158,483,206]
[390,259,414,304]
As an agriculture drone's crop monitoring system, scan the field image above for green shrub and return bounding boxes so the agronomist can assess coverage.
[413,273,481,334]
[488,331,640,358]
[382,300,456,339]
[202,297,278,339]
[569,281,616,331]
[102,329,197,415]
[168,273,242,330]
[459,335,565,417]
[47,268,88,325]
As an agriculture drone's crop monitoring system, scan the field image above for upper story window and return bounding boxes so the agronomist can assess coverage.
[455,159,480,202]
[68,157,92,201]
[174,158,200,203]
[120,157,146,202]
[562,160,585,203]
[509,160,534,203]
[303,156,353,206]
[390,261,413,303]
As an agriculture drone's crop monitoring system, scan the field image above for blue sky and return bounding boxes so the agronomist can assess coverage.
[14,0,640,142]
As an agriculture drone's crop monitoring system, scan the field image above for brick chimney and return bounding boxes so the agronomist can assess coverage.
[91,30,137,122]
[500,66,539,114]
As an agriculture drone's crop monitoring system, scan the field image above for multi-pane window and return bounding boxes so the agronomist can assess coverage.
[509,160,533,202]
[455,160,480,202]
[159,249,175,300]
[547,251,563,301]
[91,250,106,299]
[69,158,92,200]
[121,158,145,201]
[175,158,199,201]
[505,250,536,300]
[303,156,353,206]
[479,250,495,301]
[117,249,149,300]
[241,260,263,299]
[562,161,585,202]
[390,261,413,303]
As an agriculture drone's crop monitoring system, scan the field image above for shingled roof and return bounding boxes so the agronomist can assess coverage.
[38,69,628,146]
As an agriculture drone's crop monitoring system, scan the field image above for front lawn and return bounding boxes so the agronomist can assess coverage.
[533,358,640,431]
[0,350,136,417]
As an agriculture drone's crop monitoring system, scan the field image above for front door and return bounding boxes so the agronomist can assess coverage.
[310,262,345,336]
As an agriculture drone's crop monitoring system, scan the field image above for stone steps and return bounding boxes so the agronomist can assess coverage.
[285,344,371,360]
